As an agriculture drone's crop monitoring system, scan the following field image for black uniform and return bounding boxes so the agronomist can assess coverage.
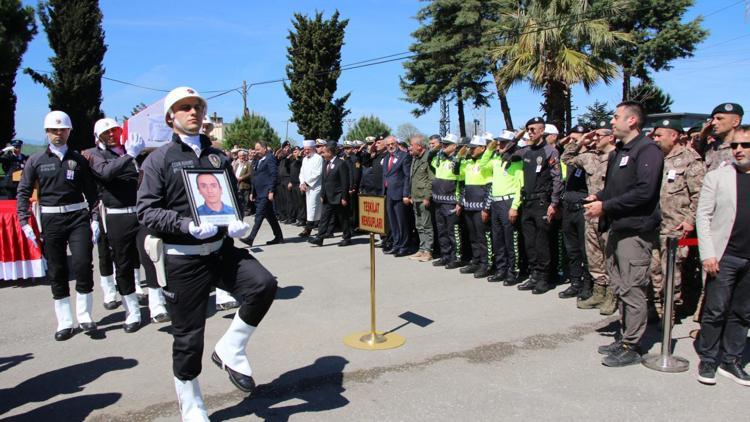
[82,147,114,280]
[16,147,98,299]
[560,159,590,295]
[1,149,28,199]
[360,151,385,195]
[288,156,306,223]
[276,153,291,222]
[137,134,277,381]
[347,152,362,227]
[88,146,142,297]
[518,142,563,291]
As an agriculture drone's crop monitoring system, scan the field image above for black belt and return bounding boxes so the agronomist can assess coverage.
[523,192,551,201]
[563,201,584,211]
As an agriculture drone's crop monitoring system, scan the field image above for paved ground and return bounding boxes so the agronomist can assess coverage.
[1,221,748,421]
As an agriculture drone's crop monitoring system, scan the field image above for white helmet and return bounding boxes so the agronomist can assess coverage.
[163,86,207,126]
[201,115,214,131]
[44,110,73,129]
[94,117,121,139]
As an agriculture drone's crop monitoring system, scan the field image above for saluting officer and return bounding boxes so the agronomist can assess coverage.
[697,103,743,171]
[88,117,146,332]
[17,111,100,341]
[517,117,563,294]
[137,87,278,420]
[1,139,28,199]
[430,134,465,268]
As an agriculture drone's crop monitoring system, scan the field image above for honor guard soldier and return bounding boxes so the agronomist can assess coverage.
[345,140,363,228]
[651,118,705,320]
[584,101,664,367]
[17,111,100,340]
[1,139,28,198]
[430,133,465,268]
[137,87,278,420]
[517,117,564,294]
[697,103,743,171]
[561,121,617,313]
[455,134,493,278]
[88,117,146,332]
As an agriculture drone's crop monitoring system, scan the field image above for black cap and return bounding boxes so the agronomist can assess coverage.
[281,140,291,147]
[569,125,588,135]
[525,117,545,128]
[654,118,684,134]
[687,125,702,135]
[711,103,744,117]
[595,120,612,130]
[10,139,23,147]
[429,134,441,140]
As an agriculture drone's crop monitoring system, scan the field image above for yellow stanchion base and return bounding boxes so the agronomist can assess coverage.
[343,331,406,350]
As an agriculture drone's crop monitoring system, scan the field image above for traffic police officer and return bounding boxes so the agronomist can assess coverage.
[137,87,278,420]
[430,133,464,268]
[17,110,100,341]
[89,117,146,332]
[585,101,663,367]
[517,117,563,294]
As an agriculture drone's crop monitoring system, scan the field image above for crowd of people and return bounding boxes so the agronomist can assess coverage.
[4,88,749,419]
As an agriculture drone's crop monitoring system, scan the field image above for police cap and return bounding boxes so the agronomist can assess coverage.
[569,125,588,135]
[711,103,744,117]
[525,117,545,128]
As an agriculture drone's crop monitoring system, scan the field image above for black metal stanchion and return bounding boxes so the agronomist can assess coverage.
[643,237,689,372]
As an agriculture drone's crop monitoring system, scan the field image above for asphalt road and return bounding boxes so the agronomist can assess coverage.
[1,221,747,421]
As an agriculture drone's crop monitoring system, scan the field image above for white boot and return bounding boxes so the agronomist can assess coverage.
[134,281,145,297]
[99,274,119,304]
[214,312,255,376]
[122,293,142,325]
[174,377,209,422]
[215,287,236,306]
[76,292,94,324]
[54,297,74,331]
[149,287,169,322]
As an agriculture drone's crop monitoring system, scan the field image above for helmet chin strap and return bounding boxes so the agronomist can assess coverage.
[172,113,201,136]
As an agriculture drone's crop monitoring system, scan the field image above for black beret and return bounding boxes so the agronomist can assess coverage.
[711,103,743,117]
[525,117,545,127]
[654,118,684,134]
[595,120,612,130]
[569,125,588,134]
[10,139,23,147]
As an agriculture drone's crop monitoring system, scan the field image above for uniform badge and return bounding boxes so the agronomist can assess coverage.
[725,104,733,111]
[355,162,361,169]
[662,120,669,126]
[67,160,77,170]
[208,154,221,168]
[536,156,543,165]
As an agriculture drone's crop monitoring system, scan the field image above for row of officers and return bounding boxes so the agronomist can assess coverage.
[262,101,743,368]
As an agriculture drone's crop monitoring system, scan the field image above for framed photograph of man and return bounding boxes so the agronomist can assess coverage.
[182,168,241,226]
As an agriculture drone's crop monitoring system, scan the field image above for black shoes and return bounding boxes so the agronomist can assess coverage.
[123,322,140,333]
[459,264,478,274]
[597,340,622,355]
[54,328,75,341]
[517,279,536,291]
[445,261,464,270]
[602,343,641,367]
[294,220,306,227]
[503,274,520,286]
[152,312,171,323]
[212,351,256,393]
[394,249,409,257]
[717,361,750,386]
[308,237,323,246]
[103,300,120,310]
[697,361,717,385]
[240,238,254,247]
[216,301,239,311]
[487,273,505,283]
[383,248,395,255]
[432,258,448,267]
[79,322,97,333]
[532,282,552,295]
[338,239,351,247]
[473,267,491,278]
[266,237,284,245]
[558,284,580,299]
[298,228,312,237]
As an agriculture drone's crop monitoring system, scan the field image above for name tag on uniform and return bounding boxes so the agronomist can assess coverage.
[393,158,398,164]
[574,168,583,177]
[66,170,75,180]
[619,156,629,167]
[667,169,676,181]
[535,165,542,173]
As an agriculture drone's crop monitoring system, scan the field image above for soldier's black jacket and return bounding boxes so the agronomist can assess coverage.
[137,134,236,245]
[289,157,302,186]
[518,142,563,205]
[87,147,140,208]
[347,152,362,191]
[16,146,99,226]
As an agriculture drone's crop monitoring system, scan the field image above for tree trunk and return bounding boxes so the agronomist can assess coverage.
[544,79,566,133]
[491,68,514,130]
[456,85,466,137]
[622,69,631,102]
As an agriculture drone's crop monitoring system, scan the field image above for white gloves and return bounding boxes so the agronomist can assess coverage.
[227,220,250,238]
[22,225,38,248]
[91,221,101,244]
[2,145,15,153]
[125,133,145,158]
[188,221,218,240]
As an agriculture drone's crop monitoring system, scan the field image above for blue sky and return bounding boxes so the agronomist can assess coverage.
[14,0,750,144]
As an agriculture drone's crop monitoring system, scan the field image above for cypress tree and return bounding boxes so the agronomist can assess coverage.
[0,0,36,143]
[25,0,107,151]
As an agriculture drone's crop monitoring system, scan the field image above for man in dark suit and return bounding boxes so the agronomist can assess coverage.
[382,136,413,256]
[310,143,352,247]
[241,141,283,247]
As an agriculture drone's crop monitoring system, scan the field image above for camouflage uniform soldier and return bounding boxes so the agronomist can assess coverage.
[650,119,706,319]
[561,121,616,314]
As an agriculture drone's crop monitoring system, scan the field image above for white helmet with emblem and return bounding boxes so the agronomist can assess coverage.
[163,86,207,126]
[44,110,73,129]
[94,117,121,139]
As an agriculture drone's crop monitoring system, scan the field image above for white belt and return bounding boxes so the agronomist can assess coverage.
[164,238,224,256]
[106,206,137,214]
[41,201,87,214]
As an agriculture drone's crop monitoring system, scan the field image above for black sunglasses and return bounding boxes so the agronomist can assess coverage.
[730,142,750,149]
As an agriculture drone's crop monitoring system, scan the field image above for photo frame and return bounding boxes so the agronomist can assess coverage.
[181,168,241,227]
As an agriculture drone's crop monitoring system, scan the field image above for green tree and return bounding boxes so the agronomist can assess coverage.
[401,0,501,137]
[345,115,391,141]
[223,113,281,151]
[0,0,36,143]
[491,0,630,132]
[628,83,672,114]
[396,123,422,141]
[602,0,708,101]
[25,0,107,152]
[284,11,350,141]
[576,100,614,128]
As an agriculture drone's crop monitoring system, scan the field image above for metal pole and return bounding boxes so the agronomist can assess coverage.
[242,80,249,117]
[370,233,376,336]
[642,236,689,372]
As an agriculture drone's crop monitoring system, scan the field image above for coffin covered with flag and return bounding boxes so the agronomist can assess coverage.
[0,200,45,281]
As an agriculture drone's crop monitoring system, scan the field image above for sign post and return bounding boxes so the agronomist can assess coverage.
[343,195,405,350]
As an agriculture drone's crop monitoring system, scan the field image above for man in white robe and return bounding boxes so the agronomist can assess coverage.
[298,139,323,237]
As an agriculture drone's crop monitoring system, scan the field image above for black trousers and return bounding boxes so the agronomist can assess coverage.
[248,195,282,242]
[465,210,490,268]
[96,213,114,277]
[318,202,352,240]
[135,226,161,289]
[165,239,277,380]
[697,254,750,364]
[491,199,520,277]
[104,212,140,296]
[435,202,459,262]
[561,204,588,284]
[290,183,306,221]
[521,199,552,277]
[385,195,409,252]
[42,209,94,299]
[349,192,359,229]
[276,179,290,219]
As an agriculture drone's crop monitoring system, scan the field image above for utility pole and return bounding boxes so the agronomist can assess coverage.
[439,95,450,137]
[283,120,289,142]
[241,80,249,117]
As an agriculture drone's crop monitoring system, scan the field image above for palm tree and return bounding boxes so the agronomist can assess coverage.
[490,0,631,131]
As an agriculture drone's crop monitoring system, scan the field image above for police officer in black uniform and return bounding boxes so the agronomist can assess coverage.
[137,87,278,420]
[1,139,28,199]
[517,117,564,294]
[17,110,100,341]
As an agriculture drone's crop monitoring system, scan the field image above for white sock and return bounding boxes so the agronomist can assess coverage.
[54,297,74,331]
